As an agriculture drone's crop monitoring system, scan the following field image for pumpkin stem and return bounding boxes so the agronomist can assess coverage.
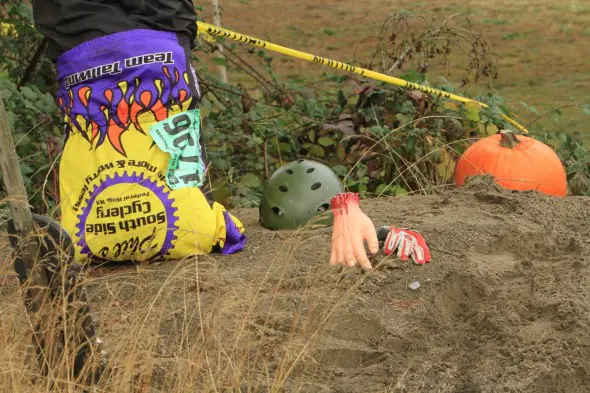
[499,129,521,149]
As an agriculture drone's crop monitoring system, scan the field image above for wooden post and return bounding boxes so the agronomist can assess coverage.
[0,98,49,313]
[0,99,105,385]
[0,100,35,233]
[0,95,58,379]
[211,0,228,83]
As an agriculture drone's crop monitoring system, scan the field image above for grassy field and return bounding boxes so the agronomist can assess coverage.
[199,0,590,141]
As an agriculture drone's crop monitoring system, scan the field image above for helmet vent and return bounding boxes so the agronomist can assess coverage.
[272,207,284,216]
[306,168,315,173]
[317,203,329,213]
[311,182,321,190]
[279,185,288,192]
[286,169,294,175]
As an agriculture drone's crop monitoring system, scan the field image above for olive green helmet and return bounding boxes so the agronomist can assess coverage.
[259,159,344,230]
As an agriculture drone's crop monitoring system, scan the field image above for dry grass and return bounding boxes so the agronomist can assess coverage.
[0,222,389,393]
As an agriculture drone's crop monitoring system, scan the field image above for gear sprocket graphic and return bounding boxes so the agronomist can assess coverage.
[75,171,179,259]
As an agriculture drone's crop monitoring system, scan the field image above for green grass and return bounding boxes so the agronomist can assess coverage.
[199,0,590,143]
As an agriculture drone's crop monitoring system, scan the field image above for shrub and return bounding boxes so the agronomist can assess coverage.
[1,2,588,218]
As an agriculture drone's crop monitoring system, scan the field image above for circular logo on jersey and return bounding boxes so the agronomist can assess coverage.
[76,172,179,261]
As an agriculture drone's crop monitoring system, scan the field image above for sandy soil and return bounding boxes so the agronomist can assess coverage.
[1,177,588,392]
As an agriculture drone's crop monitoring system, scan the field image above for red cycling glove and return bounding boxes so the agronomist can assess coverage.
[380,226,431,265]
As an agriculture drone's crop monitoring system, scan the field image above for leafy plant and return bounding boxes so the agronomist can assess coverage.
[537,131,590,196]
[365,11,499,87]
[1,0,60,211]
[192,9,590,203]
[1,1,589,218]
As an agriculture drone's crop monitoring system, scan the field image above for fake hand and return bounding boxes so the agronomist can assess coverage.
[329,193,379,270]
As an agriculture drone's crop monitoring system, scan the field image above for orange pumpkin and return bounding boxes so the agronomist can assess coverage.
[455,130,567,197]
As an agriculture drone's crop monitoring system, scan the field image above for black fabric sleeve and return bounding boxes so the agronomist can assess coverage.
[32,0,198,62]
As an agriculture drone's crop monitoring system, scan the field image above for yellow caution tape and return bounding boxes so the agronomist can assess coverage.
[197,21,529,134]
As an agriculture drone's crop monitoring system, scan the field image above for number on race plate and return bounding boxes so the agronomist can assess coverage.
[149,109,206,190]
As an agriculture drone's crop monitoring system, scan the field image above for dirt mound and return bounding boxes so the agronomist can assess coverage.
[1,178,589,392]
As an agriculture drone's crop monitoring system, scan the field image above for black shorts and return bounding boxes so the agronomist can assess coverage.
[32,0,198,62]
